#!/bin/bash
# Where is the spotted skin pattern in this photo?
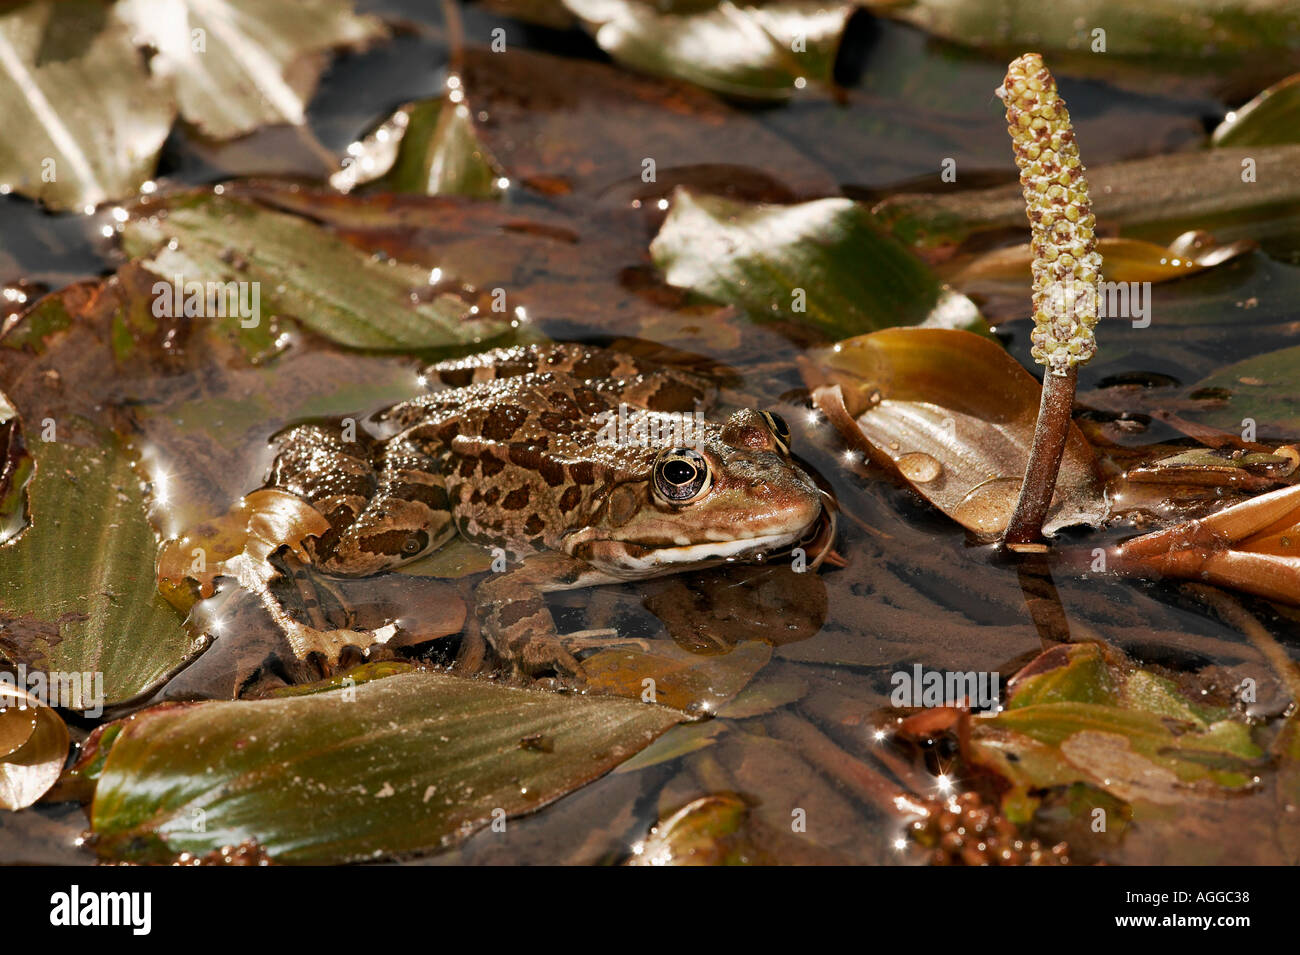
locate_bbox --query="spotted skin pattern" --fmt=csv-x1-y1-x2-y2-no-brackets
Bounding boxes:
267,343,828,682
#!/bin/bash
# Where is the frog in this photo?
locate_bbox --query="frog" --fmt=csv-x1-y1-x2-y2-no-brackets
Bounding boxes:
266,343,833,684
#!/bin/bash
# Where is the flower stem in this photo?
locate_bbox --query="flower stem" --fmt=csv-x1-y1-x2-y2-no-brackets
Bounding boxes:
1005,368,1076,549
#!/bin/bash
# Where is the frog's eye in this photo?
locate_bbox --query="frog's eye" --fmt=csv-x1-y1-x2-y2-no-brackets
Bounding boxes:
759,411,791,453
652,448,712,504
401,530,430,556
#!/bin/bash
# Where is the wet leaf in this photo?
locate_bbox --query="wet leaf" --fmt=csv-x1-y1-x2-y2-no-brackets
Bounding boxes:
562,0,852,100
0,390,32,546
651,189,984,341
87,669,684,863
803,328,1105,538
0,439,202,708
1107,482,1300,605
0,0,174,210
0,683,69,810
331,97,505,198
121,192,511,351
875,145,1300,258
872,0,1300,95
613,720,728,773
1212,72,1300,147
117,0,385,139
945,232,1257,288
971,644,1266,813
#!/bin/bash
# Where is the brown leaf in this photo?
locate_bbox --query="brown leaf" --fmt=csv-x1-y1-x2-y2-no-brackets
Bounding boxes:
803,328,1106,539
0,683,69,810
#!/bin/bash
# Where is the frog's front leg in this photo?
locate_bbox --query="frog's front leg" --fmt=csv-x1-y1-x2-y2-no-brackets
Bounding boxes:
475,551,618,684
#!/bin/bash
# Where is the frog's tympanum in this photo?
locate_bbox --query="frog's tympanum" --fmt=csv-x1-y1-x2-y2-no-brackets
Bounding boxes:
267,343,832,683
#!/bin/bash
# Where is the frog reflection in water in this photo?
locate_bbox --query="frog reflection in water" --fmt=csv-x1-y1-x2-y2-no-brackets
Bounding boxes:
268,343,833,683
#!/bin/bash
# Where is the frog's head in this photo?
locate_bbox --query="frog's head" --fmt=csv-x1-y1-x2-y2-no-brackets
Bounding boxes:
567,409,831,579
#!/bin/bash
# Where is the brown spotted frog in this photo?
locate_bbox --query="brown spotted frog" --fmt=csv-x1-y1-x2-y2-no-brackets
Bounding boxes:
267,343,832,683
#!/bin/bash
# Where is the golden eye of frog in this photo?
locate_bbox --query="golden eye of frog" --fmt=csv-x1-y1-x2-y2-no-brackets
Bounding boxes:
267,343,833,684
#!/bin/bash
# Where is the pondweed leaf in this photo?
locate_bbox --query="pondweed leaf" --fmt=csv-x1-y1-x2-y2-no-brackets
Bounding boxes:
0,0,174,210
0,683,68,811
652,189,985,340
0,437,203,708
121,192,512,351
86,669,684,864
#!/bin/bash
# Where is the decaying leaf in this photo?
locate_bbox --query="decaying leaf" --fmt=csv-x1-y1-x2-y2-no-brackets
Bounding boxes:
0,389,32,546
803,328,1106,538
0,682,69,810
85,669,685,864
583,639,771,714
1105,482,1300,605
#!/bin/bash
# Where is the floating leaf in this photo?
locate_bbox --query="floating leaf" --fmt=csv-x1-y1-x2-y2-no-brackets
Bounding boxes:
0,439,202,708
562,0,852,100
331,97,505,198
121,192,511,351
1106,482,1300,605
970,644,1266,818
1212,72,1300,147
0,390,32,546
945,232,1257,288
651,189,984,340
87,669,684,863
803,328,1105,538
117,0,385,139
0,0,174,210
874,145,1300,257
0,682,68,810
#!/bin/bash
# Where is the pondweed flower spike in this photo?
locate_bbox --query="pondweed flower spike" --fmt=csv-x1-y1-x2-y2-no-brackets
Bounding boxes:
998,53,1102,549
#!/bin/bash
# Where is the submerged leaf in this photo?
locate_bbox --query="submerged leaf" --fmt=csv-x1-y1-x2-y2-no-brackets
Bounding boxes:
0,682,68,810
0,390,32,546
0,439,202,708
87,669,684,863
652,189,984,340
803,328,1105,538
0,0,174,210
121,192,512,351
1182,344,1300,439
117,0,385,139
562,0,852,100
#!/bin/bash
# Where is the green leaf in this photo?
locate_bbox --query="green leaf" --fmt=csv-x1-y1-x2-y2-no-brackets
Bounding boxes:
562,0,853,100
88,669,684,863
1184,343,1300,438
333,98,505,198
651,189,984,340
1213,73,1300,148
0,0,174,210
116,0,386,140
121,192,512,351
0,438,203,709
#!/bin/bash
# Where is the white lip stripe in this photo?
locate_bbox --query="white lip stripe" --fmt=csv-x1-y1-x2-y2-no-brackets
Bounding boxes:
611,531,798,575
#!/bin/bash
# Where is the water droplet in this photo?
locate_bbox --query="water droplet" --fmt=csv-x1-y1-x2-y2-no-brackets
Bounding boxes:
951,477,1022,534
896,451,943,483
